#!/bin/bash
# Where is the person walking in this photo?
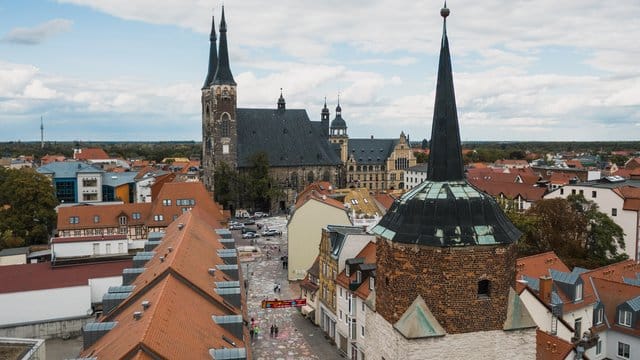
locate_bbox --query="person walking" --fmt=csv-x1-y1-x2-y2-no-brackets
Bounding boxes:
274,325,279,338
250,326,255,340
270,324,275,337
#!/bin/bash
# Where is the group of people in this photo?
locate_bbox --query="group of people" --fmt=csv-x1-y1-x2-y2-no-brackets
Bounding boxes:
273,282,281,293
248,317,281,341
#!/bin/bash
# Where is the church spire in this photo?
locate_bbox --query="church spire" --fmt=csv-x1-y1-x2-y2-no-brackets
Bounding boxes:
427,2,464,181
213,6,236,85
202,15,218,89
277,88,286,110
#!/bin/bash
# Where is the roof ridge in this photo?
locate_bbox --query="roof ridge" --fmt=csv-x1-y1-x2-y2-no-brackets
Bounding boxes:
138,275,174,352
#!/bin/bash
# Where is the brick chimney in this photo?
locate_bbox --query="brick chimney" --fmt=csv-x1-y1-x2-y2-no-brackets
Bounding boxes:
539,276,553,304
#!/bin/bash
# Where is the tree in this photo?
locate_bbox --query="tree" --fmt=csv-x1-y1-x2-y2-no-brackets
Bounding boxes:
0,168,57,249
413,151,428,164
511,194,627,268
213,162,240,209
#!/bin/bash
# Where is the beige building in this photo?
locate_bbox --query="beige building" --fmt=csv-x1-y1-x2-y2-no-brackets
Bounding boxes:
287,191,350,280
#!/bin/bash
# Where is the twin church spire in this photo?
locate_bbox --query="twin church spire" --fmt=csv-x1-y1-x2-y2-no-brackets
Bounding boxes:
202,6,235,89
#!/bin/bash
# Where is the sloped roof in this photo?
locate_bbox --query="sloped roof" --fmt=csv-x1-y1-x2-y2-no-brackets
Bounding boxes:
74,148,110,160
37,161,103,178
102,172,138,187
516,251,571,281
149,182,224,227
0,246,29,256
468,178,547,202
0,260,131,294
591,277,640,337
297,182,334,200
373,193,396,211
335,241,377,300
57,203,152,230
236,108,341,168
393,295,445,339
502,288,536,331
535,329,574,360
344,188,383,217
84,207,247,358
294,190,345,211
348,138,397,165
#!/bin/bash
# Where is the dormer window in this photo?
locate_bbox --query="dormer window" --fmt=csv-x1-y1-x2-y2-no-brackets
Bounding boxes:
595,307,604,325
369,277,375,290
345,265,350,277
619,310,633,327
119,216,127,225
575,283,583,302
356,270,362,283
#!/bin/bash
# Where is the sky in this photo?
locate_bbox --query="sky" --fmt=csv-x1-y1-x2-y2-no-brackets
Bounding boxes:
1,0,640,142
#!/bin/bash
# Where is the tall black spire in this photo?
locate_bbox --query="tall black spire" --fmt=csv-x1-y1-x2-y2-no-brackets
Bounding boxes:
427,2,464,181
202,15,218,89
277,88,286,110
213,6,236,85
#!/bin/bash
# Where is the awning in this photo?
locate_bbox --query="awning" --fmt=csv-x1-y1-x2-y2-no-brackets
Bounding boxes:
300,304,315,316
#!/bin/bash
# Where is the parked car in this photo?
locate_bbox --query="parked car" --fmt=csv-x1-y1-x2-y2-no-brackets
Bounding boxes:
242,232,259,239
262,229,282,237
254,212,269,218
242,219,256,225
229,222,245,230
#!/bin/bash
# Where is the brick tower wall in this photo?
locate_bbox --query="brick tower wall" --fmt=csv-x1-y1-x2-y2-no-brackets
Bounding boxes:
375,238,517,334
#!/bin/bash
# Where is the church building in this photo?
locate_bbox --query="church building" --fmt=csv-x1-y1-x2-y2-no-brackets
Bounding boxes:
201,8,417,211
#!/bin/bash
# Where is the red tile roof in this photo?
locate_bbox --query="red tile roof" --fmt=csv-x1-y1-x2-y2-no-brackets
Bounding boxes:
535,329,574,360
148,181,224,228
74,148,110,161
294,190,345,211
373,193,396,211
40,154,66,165
516,251,571,282
57,203,152,231
468,178,547,202
82,207,248,359
335,241,376,300
0,260,132,294
591,277,640,337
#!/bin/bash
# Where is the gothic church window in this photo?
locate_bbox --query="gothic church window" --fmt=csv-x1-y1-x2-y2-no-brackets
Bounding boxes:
290,173,298,188
307,171,315,183
322,170,331,182
221,114,230,137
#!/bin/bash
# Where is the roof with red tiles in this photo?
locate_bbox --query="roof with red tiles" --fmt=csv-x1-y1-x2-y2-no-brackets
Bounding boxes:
0,260,132,294
548,172,576,185
294,189,345,211
535,329,574,360
625,157,640,170
591,277,640,337
148,181,224,228
40,154,66,165
516,251,571,282
150,173,177,201
564,160,584,169
468,178,547,202
494,159,529,167
373,193,396,211
73,148,110,161
297,182,334,200
335,241,376,300
82,207,248,359
57,203,152,231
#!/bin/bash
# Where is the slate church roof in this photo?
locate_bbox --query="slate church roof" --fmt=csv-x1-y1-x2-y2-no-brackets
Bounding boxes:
372,4,521,247
236,108,342,168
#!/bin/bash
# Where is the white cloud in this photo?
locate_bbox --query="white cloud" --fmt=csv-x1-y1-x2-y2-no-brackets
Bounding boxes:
2,19,73,45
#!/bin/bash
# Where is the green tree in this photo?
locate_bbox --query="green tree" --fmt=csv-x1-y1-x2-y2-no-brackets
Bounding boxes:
511,195,627,268
213,162,239,209
0,168,57,249
413,151,428,164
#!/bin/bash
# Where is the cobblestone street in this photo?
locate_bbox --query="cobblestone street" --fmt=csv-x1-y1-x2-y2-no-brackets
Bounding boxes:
239,216,342,360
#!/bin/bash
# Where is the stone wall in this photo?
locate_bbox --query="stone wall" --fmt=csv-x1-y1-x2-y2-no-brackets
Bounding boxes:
375,239,517,334
364,310,535,360
0,316,92,340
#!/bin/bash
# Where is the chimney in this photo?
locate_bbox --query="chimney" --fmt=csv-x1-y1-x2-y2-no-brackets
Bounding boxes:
539,276,553,304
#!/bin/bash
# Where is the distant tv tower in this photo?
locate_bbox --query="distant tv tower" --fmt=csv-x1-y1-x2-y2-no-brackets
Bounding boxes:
40,116,44,149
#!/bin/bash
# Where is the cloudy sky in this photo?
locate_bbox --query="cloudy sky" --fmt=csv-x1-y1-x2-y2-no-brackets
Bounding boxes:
1,0,640,142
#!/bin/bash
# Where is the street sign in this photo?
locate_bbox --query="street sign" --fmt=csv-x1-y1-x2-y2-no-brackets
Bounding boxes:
261,298,307,309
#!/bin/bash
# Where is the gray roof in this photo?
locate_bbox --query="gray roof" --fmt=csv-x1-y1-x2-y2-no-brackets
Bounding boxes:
0,246,29,256
626,295,640,312
348,138,397,165
102,172,137,187
407,163,428,173
569,178,640,189
236,108,341,167
37,161,103,178
550,269,581,285
623,277,640,286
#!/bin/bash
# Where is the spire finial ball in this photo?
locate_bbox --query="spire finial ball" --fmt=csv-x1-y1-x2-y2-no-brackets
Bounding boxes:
441,7,450,18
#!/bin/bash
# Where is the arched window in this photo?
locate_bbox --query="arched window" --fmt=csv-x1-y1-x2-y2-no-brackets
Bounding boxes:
322,170,331,182
221,113,230,137
478,279,490,298
290,173,298,188
307,171,315,183
348,166,354,171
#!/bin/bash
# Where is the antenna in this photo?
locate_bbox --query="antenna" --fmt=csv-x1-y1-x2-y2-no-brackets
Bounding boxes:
40,116,44,149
